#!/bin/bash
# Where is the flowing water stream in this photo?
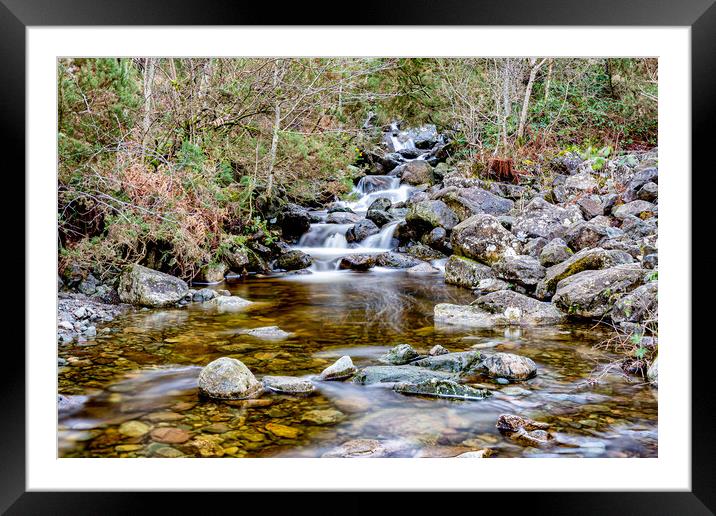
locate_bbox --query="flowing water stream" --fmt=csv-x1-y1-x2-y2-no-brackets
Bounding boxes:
57,137,657,459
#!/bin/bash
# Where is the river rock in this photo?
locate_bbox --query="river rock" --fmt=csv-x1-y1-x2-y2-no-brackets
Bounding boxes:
193,288,217,302
396,160,433,185
195,263,227,284
222,246,250,271
647,356,658,386
539,238,572,267
451,214,521,265
118,420,151,437
117,264,189,307
376,252,422,269
491,255,546,287
326,211,362,224
321,439,413,458
552,265,646,318
394,378,491,401
407,262,439,274
444,255,495,289
535,247,612,299
429,344,449,356
577,195,605,219
476,278,510,293
198,357,263,399
58,394,86,415
244,326,293,339
411,351,481,373
320,356,357,380
610,281,658,324
352,365,457,385
563,220,615,251
564,171,598,193
150,427,191,444
433,186,514,220
276,250,312,271
512,197,583,240
301,408,345,425
435,290,564,327
206,295,253,311
406,242,444,262
613,200,657,220
406,200,459,231
346,219,380,242
496,413,553,447
478,352,537,380
338,254,378,271
455,450,490,458
277,203,312,240
365,197,394,227
263,375,316,395
379,344,420,365
421,226,450,252
637,181,658,202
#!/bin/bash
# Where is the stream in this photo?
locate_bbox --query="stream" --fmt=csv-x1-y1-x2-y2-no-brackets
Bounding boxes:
58,129,658,458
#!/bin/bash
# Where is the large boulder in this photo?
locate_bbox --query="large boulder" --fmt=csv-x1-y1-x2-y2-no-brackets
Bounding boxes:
450,214,521,265
376,252,423,269
478,352,537,380
222,246,250,271
395,160,433,185
444,255,494,289
118,264,188,307
512,197,583,240
563,221,620,251
275,250,312,271
277,203,311,240
406,200,459,231
610,281,658,324
552,265,646,318
535,247,612,299
433,187,513,220
406,242,444,261
434,290,564,327
205,295,253,311
198,357,263,399
194,262,227,284
491,255,546,288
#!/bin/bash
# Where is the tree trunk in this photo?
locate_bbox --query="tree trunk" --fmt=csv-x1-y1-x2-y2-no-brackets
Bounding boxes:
141,57,156,161
517,58,547,141
266,61,283,196
544,58,553,103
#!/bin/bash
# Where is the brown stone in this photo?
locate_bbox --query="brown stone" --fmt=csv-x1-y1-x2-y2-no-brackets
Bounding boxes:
150,427,191,444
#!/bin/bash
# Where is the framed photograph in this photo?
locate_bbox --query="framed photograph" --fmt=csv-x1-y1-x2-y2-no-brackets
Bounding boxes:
4,0,712,512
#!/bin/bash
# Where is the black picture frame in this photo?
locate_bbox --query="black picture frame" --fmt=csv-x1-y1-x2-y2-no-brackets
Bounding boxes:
2,1,711,513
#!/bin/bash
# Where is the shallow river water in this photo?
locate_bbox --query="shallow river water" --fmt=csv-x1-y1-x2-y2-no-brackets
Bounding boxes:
58,269,657,458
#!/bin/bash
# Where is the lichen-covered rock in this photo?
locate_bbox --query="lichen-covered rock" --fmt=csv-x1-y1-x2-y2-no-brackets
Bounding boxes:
407,242,445,261
539,238,573,267
476,278,511,293
478,353,537,380
512,197,583,240
613,200,657,220
118,264,189,307
352,365,457,385
406,262,439,274
262,375,316,395
276,250,312,271
491,255,546,287
444,255,494,289
378,344,420,365
406,199,459,231
366,197,395,227
637,181,658,202
320,356,357,380
563,221,617,251
577,195,605,219
552,265,646,318
433,186,514,221
610,281,657,324
535,247,612,299
194,262,227,284
451,214,521,265
435,290,563,328
394,378,491,401
564,171,598,192
222,246,250,271
411,351,481,373
198,357,263,399
429,344,449,356
396,160,433,185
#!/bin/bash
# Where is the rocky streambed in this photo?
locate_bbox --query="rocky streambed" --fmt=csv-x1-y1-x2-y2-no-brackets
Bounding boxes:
58,123,658,458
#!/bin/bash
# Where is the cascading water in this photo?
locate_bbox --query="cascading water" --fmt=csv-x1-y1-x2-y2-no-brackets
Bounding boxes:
291,125,433,272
